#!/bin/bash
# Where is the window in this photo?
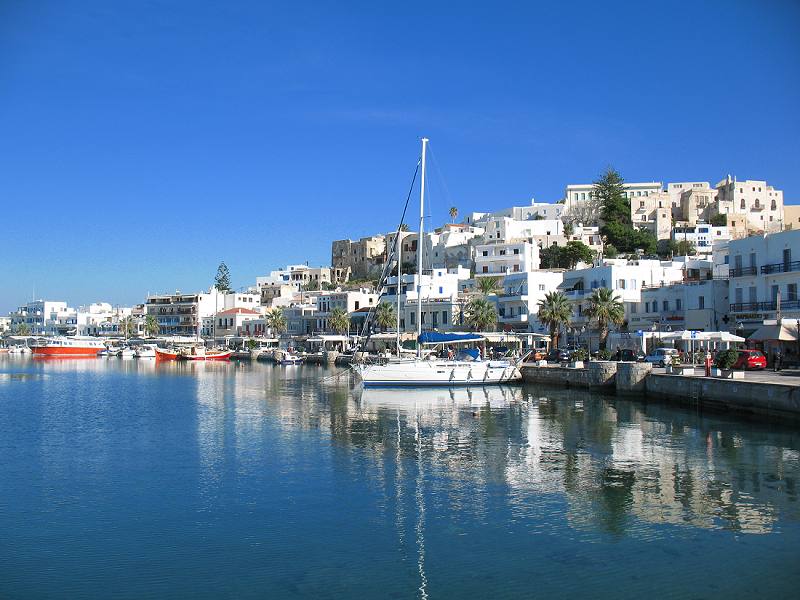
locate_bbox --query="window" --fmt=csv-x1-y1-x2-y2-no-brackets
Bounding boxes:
740,199,746,209
750,253,757,268
676,298,682,311
442,311,448,325
639,201,645,208
698,296,705,309
513,265,520,272
748,287,757,303
513,248,520,255
482,266,488,273
631,304,637,314
642,215,647,221
784,248,792,266
663,300,669,311
438,287,443,294
772,199,777,210
499,250,506,256
482,251,488,256
618,279,626,289
538,284,545,291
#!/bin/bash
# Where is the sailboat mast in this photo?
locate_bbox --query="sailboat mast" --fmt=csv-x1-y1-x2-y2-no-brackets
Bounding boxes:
396,232,402,355
416,137,428,358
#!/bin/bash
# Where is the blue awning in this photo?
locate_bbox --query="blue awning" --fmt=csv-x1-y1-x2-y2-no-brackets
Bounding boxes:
418,332,483,344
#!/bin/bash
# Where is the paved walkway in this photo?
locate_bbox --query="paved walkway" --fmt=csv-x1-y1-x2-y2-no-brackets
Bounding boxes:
651,366,800,386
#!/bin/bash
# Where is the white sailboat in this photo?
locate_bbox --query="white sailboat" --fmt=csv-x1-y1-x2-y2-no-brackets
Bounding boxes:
353,138,521,387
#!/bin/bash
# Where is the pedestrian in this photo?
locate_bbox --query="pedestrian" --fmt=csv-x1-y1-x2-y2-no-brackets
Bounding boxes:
774,348,783,372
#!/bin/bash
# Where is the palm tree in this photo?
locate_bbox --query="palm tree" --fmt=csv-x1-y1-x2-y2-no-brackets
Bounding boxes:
15,322,30,336
121,316,137,339
449,206,458,223
464,297,497,332
265,307,287,336
374,302,396,332
477,276,502,297
144,315,160,338
328,308,350,335
537,291,572,349
583,288,625,350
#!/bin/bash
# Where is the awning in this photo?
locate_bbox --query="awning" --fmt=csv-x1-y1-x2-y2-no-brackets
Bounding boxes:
557,277,583,291
418,332,483,345
748,324,798,342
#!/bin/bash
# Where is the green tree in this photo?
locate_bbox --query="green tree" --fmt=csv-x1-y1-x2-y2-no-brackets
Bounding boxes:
449,206,458,223
374,302,396,332
464,297,497,332
477,276,502,296
563,222,574,236
144,315,160,337
584,288,625,350
328,308,350,334
537,291,572,349
121,316,137,338
214,262,231,292
594,167,630,226
539,242,595,269
265,307,287,335
710,213,727,226
15,322,30,336
601,221,657,254
604,243,619,258
561,241,595,269
399,223,410,232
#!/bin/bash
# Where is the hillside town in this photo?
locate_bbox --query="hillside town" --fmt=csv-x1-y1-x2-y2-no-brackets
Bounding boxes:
4,171,799,358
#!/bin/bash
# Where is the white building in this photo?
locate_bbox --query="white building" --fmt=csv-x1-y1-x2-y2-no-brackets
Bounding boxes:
715,176,784,234
496,271,565,332
671,225,731,256
558,259,688,348
214,307,262,338
474,242,539,277
315,288,378,333
564,181,663,222
728,229,800,334
630,190,672,240
145,289,224,337
464,199,565,225
0,316,11,334
629,280,729,334
382,268,468,332
10,300,75,335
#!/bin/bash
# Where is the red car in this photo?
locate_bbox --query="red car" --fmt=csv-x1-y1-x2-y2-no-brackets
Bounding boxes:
732,349,767,370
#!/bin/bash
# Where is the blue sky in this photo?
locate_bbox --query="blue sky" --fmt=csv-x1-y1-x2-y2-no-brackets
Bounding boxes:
1,0,799,312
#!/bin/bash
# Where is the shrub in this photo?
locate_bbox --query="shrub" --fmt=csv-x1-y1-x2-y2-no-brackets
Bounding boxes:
572,348,588,361
715,349,739,370
597,349,612,360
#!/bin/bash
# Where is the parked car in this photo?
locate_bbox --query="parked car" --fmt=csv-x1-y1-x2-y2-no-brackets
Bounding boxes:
645,347,680,367
617,348,646,362
546,348,570,363
732,349,767,370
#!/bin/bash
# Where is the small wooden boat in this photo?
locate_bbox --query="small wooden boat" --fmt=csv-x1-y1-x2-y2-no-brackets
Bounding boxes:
155,347,180,361
177,346,232,361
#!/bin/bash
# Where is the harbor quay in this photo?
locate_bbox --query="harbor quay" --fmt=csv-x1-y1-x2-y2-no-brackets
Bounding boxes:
521,360,800,421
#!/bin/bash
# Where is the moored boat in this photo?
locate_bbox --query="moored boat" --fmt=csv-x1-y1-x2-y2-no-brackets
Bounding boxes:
155,347,180,361
29,336,105,357
135,344,157,359
177,346,232,361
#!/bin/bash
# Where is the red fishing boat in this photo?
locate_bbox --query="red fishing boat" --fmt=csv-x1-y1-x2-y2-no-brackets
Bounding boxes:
155,347,180,361
177,346,232,361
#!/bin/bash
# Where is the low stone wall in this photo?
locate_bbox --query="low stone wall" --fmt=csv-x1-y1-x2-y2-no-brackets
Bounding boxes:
521,362,617,388
646,374,800,420
616,362,652,395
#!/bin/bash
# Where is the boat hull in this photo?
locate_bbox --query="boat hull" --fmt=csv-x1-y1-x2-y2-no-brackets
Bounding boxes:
354,360,521,387
178,351,233,361
31,346,100,357
155,348,180,361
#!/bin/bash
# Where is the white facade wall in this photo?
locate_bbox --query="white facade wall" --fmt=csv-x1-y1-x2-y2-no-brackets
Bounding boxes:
629,280,729,333
716,177,784,233
474,242,540,277
497,271,565,332
564,181,662,216
728,229,800,328
10,300,75,335
671,225,731,255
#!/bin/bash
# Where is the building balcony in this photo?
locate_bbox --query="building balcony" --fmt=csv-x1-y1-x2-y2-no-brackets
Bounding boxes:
730,299,800,313
730,266,758,277
761,260,800,275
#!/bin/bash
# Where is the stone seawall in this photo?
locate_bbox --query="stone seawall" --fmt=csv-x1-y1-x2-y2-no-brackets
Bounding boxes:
521,362,617,389
646,374,800,420
521,361,800,421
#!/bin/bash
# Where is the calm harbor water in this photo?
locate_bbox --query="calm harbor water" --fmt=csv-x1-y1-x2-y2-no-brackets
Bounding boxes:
0,357,798,599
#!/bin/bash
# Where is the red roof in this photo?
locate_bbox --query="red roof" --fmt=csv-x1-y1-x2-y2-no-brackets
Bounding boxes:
217,307,260,316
